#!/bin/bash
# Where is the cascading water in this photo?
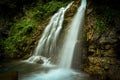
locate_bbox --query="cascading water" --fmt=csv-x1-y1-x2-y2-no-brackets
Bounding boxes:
1,1,91,80
26,2,73,63
59,0,87,68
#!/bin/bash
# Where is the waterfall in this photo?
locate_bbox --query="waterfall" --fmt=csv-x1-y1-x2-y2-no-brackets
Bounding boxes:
59,0,87,68
4,1,90,80
26,2,73,63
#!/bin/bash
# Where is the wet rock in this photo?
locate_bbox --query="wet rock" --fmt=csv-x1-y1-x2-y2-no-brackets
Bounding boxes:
102,49,116,57
88,45,96,53
99,30,117,44
104,44,111,50
88,56,116,65
22,53,31,60
86,8,93,15
36,58,44,64
84,2,120,80
85,65,105,75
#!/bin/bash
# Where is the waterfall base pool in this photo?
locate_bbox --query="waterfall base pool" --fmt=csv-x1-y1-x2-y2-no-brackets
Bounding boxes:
0,61,91,80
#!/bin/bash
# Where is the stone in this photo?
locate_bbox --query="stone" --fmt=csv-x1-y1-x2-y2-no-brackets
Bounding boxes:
102,49,116,57
86,8,93,15
88,56,116,66
36,58,44,64
88,45,95,52
85,65,105,75
105,44,111,50
84,1,120,80
99,30,117,44
22,53,31,59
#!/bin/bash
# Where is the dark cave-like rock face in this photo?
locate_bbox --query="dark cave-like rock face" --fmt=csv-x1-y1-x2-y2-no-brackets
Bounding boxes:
84,1,120,80
86,30,120,80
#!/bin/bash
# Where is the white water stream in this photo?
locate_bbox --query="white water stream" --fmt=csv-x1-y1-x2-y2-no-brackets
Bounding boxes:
59,0,87,68
1,0,91,80
26,2,73,64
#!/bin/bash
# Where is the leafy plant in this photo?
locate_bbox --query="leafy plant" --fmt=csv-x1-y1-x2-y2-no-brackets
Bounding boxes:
3,0,71,58
94,17,109,34
94,7,114,35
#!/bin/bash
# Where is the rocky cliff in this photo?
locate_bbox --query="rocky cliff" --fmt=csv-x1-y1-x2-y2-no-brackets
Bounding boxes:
84,0,120,80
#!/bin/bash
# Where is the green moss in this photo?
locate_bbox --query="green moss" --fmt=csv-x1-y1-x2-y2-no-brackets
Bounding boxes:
33,1,69,22
93,7,114,35
3,0,71,58
94,16,109,35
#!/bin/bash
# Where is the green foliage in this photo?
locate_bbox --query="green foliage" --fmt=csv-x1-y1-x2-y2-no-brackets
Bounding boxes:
94,17,109,34
4,17,37,58
3,0,71,58
43,1,68,16
94,7,114,35
33,1,69,22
